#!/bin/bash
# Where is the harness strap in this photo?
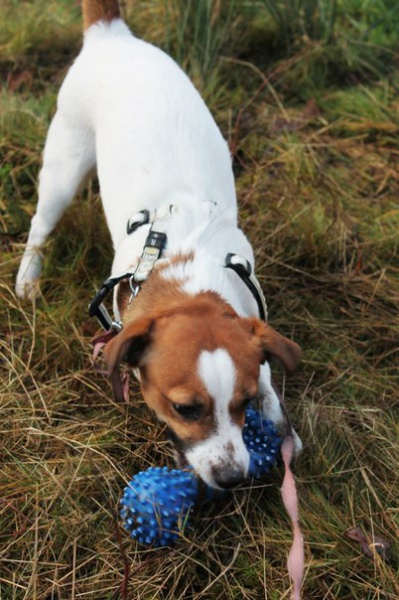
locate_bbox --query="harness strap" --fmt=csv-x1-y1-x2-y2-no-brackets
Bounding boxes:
224,253,268,321
89,275,131,330
88,206,172,330
129,205,172,282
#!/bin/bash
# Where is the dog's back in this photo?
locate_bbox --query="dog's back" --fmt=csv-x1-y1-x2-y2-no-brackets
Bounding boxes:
15,0,240,299
59,1,236,246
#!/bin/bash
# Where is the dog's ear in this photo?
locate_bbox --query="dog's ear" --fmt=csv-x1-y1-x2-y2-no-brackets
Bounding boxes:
103,317,154,376
241,318,302,373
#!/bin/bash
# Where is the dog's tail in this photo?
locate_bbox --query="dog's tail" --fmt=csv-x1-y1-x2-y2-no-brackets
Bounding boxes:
82,0,121,31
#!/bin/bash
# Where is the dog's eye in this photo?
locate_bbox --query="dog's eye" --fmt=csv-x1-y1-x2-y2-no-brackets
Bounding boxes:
172,403,202,421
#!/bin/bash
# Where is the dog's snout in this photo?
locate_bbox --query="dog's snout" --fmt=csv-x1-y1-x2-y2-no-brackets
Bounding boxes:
212,466,245,489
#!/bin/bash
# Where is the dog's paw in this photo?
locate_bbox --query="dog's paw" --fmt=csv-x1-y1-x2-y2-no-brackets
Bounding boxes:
291,427,303,456
260,389,303,457
15,278,40,301
260,398,303,457
271,419,303,457
16,251,43,301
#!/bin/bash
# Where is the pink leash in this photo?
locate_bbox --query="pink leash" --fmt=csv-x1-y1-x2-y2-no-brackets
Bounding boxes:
281,434,304,600
92,331,115,370
92,330,130,402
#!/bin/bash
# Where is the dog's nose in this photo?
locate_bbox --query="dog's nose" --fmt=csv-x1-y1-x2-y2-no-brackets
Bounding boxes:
212,467,245,489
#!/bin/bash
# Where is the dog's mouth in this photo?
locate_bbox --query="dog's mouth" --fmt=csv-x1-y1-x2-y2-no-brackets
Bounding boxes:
167,427,249,490
167,428,189,467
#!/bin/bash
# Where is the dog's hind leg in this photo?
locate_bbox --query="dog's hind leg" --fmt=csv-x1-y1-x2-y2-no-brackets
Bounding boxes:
16,111,95,300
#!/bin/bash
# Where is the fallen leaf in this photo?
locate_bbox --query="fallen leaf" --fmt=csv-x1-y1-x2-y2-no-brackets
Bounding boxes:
346,526,391,561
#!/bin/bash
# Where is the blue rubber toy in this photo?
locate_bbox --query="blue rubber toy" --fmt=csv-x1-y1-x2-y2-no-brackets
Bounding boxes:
120,408,281,546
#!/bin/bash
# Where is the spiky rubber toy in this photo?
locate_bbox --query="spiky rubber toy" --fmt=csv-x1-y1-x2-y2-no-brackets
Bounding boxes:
120,408,281,546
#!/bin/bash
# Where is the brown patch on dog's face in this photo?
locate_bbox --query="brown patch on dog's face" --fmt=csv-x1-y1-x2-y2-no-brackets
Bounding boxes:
137,308,261,439
106,299,256,420
104,293,301,486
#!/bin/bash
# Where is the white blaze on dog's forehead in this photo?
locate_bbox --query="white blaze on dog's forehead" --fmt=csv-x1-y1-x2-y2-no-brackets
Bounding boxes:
185,348,249,488
197,348,235,416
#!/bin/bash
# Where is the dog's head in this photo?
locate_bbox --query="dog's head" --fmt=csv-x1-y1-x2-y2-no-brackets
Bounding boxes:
104,295,301,489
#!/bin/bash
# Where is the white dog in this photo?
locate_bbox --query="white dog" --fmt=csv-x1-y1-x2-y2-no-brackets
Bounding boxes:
16,0,301,489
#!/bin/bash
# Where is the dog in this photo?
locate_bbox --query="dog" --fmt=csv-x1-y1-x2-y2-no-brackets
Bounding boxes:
16,0,302,489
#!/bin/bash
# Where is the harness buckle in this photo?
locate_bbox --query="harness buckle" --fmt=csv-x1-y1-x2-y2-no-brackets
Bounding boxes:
133,230,167,282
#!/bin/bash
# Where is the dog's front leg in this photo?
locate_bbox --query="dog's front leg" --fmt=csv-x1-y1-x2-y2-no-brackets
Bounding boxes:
258,362,303,455
16,111,95,300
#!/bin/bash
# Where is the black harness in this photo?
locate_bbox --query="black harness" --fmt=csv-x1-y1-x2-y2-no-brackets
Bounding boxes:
88,208,268,331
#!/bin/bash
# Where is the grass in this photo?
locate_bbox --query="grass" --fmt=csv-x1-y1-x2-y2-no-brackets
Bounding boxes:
1,0,398,598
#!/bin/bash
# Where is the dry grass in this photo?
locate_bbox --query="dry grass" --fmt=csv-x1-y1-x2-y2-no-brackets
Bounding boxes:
1,1,398,599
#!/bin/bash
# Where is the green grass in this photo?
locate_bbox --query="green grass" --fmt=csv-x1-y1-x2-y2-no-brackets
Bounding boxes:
1,1,398,598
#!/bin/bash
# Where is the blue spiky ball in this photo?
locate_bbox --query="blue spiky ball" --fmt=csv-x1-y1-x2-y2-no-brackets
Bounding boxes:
120,408,281,546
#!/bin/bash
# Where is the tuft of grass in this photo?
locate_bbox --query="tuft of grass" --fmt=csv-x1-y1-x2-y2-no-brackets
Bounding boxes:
0,0,81,65
124,0,241,98
1,1,398,599
262,0,338,46
238,0,399,97
161,0,237,83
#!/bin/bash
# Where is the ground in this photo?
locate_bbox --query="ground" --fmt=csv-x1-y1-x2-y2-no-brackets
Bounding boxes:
1,1,398,598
